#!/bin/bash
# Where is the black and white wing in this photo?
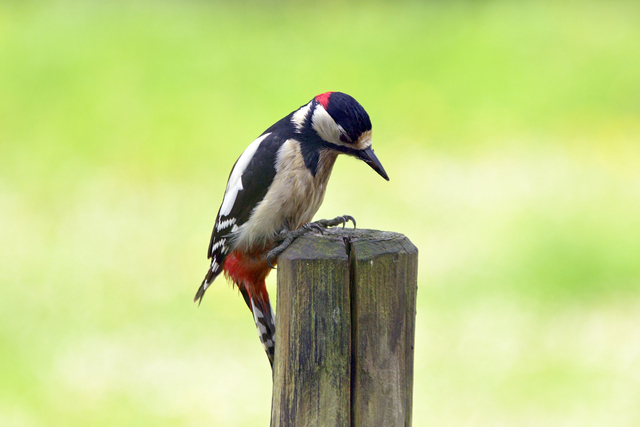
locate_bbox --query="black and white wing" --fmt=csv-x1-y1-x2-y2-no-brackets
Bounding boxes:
194,131,285,303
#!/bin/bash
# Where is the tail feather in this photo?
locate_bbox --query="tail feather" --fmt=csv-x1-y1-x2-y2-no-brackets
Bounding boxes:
250,295,276,367
198,249,275,367
194,259,222,304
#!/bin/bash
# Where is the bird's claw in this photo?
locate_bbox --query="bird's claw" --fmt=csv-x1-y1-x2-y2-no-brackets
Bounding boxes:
302,222,324,234
266,250,278,269
313,214,356,229
339,214,356,228
266,215,357,269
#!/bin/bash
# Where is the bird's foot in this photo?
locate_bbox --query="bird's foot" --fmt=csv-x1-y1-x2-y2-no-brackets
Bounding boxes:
266,215,356,268
311,214,356,229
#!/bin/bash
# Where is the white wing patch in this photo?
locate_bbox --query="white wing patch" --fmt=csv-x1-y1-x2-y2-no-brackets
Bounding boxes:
216,217,236,232
210,259,219,273
219,132,271,217
210,238,226,254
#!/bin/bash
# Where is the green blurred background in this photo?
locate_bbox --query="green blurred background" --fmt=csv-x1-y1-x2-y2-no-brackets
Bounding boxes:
2,0,639,425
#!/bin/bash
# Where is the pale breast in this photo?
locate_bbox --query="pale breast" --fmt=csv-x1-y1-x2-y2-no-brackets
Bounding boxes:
233,139,338,251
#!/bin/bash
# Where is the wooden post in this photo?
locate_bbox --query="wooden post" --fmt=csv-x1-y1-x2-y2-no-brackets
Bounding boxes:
271,228,418,427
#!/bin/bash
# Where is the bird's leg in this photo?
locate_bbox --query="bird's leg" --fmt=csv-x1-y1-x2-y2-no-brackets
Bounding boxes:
266,215,356,268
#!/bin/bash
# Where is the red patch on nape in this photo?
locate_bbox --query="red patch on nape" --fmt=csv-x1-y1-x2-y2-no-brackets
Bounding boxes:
315,92,334,109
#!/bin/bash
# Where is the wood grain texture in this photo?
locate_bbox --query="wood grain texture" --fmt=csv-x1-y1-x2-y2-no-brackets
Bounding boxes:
271,232,351,427
348,231,418,427
271,228,418,427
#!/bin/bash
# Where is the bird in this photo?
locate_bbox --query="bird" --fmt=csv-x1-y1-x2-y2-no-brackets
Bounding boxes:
195,92,389,367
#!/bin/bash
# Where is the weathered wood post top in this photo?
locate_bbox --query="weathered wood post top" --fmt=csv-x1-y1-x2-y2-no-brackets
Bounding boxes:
271,228,418,427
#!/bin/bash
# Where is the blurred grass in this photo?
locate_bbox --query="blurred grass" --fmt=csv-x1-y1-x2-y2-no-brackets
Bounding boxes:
1,0,640,425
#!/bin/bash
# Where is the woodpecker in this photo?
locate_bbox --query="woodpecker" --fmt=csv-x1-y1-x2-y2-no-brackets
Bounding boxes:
195,92,388,367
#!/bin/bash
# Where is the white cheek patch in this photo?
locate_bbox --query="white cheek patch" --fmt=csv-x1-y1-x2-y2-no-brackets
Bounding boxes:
219,133,271,216
311,105,342,144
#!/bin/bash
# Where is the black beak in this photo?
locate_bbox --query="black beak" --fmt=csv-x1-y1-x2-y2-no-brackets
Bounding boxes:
357,147,389,181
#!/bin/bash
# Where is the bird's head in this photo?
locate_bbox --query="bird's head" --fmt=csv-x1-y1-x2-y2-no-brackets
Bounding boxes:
296,92,389,181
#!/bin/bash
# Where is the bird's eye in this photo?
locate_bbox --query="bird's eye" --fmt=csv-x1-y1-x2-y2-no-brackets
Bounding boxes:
340,133,351,144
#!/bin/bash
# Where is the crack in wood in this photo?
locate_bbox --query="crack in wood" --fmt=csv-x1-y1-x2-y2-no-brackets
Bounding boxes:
343,235,358,427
